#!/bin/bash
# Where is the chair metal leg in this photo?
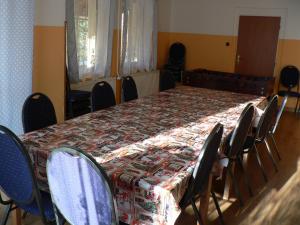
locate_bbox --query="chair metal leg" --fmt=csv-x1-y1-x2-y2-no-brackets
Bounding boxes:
237,156,253,197
191,198,204,225
298,96,300,114
52,205,66,225
269,133,281,160
211,191,225,225
295,96,299,113
22,211,28,219
254,144,268,183
227,166,244,206
1,204,12,225
264,139,279,172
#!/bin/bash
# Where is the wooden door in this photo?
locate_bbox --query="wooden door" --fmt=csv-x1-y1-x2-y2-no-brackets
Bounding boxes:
235,16,280,77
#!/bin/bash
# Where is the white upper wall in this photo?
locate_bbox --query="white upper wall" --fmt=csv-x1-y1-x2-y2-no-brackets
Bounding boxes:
35,0,65,26
34,0,118,29
34,0,300,38
158,0,300,39
157,0,173,32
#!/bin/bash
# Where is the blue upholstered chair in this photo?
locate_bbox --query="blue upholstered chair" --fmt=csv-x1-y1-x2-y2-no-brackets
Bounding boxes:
47,147,119,225
163,42,186,82
242,96,280,181
66,71,91,119
159,70,176,92
0,125,56,225
277,65,300,113
222,104,255,206
122,76,138,102
268,95,288,161
22,93,57,133
179,123,224,225
91,81,116,112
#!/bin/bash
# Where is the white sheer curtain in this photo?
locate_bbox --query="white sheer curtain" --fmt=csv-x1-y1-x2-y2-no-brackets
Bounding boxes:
0,0,34,134
74,0,115,80
120,0,157,76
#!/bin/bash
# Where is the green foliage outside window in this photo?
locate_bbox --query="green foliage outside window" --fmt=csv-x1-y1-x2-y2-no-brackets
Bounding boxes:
75,17,88,67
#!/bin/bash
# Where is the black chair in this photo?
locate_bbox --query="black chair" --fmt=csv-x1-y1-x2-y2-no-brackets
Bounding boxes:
179,123,224,225
91,81,116,112
22,93,57,133
223,104,255,206
47,147,118,225
122,76,138,102
268,95,288,161
0,125,59,225
66,72,91,119
242,96,280,180
164,42,186,82
159,70,176,91
277,65,300,112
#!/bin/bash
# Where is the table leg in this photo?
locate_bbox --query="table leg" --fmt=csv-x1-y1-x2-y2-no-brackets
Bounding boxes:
11,208,22,225
198,174,213,225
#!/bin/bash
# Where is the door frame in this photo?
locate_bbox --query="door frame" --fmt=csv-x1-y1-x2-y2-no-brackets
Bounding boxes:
233,8,287,38
233,8,287,76
235,16,281,77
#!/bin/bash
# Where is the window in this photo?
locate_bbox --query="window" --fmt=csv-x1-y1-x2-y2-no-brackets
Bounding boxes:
67,0,157,81
75,0,96,75
67,0,115,81
120,0,157,75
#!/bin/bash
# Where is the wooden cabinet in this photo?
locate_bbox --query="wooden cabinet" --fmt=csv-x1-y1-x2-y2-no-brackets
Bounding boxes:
182,69,275,96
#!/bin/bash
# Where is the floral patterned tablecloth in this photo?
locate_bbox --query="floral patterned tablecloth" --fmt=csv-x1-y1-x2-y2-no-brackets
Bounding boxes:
20,86,265,225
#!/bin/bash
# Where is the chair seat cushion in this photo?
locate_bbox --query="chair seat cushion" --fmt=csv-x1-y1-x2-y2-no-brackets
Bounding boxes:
68,90,91,102
160,72,176,91
17,191,55,221
278,90,300,98
164,64,183,72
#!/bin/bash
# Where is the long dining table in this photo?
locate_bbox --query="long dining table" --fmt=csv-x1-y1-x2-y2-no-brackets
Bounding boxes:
19,85,265,225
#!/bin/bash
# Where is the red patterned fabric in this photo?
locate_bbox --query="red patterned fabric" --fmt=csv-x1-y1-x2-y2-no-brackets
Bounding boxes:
21,86,265,225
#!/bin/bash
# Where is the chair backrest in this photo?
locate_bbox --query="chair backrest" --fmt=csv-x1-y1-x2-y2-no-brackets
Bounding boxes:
91,81,116,112
122,76,138,102
280,65,300,89
179,124,224,208
160,70,176,91
168,42,186,65
0,125,35,204
272,95,287,134
180,124,223,206
227,104,255,158
256,95,278,141
22,93,57,133
47,147,118,225
191,123,223,194
0,125,52,224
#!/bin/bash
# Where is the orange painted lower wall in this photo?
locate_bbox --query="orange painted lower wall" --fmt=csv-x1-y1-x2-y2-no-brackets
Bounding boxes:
158,31,300,109
32,28,300,117
111,29,121,103
158,32,237,73
33,26,65,122
33,27,121,122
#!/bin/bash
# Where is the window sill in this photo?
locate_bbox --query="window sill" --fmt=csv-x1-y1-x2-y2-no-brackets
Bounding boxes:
71,76,117,91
